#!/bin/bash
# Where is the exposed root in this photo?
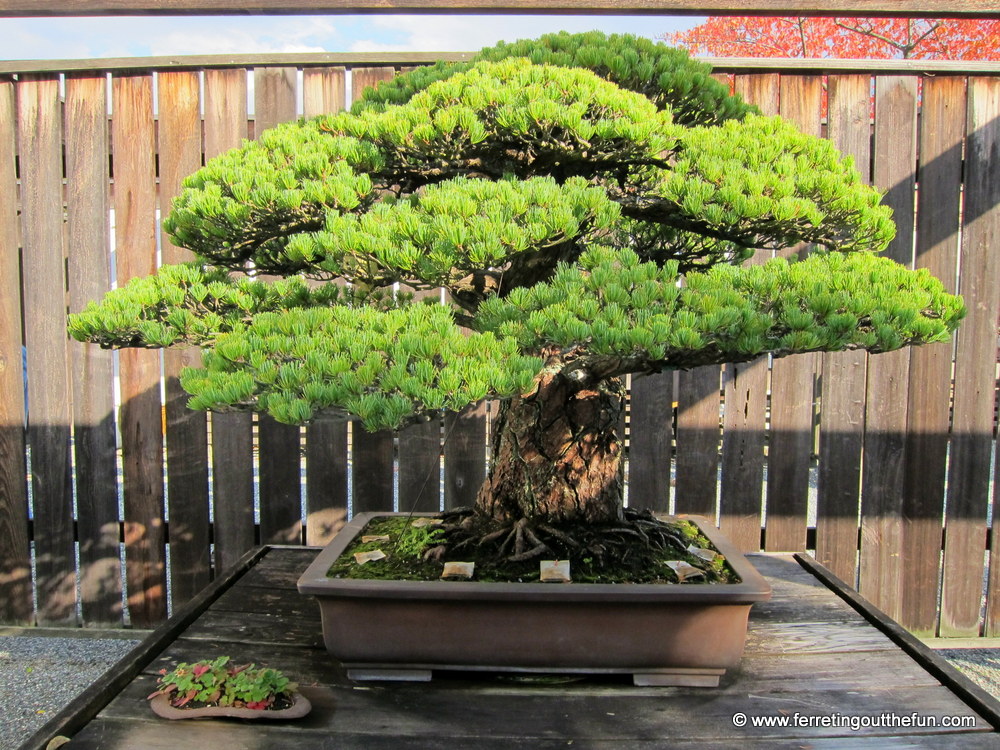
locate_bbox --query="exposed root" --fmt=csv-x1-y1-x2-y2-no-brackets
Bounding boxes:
428,506,715,577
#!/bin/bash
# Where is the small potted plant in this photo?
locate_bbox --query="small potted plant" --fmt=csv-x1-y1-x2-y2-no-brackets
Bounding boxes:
147,656,311,720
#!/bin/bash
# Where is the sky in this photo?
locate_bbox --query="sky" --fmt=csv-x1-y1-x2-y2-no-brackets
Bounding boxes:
0,14,701,61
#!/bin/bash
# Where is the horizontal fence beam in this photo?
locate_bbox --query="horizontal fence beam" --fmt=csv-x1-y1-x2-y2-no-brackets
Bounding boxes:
0,0,997,18
5,53,1000,77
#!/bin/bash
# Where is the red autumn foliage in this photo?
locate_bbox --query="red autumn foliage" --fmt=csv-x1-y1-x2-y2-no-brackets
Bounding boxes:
663,17,1000,60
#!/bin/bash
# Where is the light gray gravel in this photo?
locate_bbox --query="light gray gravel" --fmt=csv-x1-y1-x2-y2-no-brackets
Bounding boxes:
0,635,142,750
2,633,1000,750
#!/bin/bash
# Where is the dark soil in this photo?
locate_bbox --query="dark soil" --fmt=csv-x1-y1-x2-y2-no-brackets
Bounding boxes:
327,508,741,584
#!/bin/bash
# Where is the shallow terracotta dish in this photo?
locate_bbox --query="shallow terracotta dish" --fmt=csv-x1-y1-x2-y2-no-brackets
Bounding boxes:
149,692,312,720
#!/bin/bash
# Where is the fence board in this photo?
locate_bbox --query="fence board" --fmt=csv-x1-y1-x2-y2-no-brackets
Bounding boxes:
349,66,398,515
857,75,918,623
942,77,1000,637
18,74,76,625
902,76,965,637
203,68,256,571
303,67,349,546
674,367,721,518
0,76,31,624
158,70,212,606
66,73,122,626
254,66,304,545
443,404,488,511
717,74,777,552
398,289,444,514
764,74,822,553
815,74,871,587
627,372,673,513
113,73,167,627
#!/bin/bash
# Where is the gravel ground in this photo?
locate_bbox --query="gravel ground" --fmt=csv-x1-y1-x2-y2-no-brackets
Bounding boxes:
0,634,142,750
2,634,1000,750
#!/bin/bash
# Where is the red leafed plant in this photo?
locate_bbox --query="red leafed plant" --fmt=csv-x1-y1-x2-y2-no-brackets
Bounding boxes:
147,656,298,711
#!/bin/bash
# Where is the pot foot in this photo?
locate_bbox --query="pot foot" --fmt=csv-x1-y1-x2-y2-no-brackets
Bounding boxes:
633,668,725,687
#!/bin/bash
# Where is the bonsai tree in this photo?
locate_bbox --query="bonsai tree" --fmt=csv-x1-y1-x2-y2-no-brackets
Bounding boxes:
70,32,963,563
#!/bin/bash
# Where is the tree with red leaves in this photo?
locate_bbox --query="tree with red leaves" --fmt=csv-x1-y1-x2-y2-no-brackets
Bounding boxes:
664,17,1000,60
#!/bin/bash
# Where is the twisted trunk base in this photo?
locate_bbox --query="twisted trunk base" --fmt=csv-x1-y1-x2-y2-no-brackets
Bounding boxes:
475,371,625,525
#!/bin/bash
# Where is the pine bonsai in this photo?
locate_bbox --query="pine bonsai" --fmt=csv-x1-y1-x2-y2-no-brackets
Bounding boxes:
70,32,963,566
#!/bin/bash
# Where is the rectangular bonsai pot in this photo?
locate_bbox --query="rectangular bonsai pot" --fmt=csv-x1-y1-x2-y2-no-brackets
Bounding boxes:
297,512,771,686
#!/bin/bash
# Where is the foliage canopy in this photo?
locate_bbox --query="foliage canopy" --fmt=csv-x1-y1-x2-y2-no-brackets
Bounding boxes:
70,31,964,432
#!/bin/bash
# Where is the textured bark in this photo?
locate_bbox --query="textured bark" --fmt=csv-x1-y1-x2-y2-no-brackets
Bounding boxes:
475,371,624,524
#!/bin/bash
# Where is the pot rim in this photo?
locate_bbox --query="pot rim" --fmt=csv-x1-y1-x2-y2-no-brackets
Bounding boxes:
297,512,772,604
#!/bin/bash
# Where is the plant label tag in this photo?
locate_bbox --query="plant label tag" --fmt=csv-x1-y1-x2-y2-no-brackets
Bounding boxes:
441,562,475,580
411,518,443,528
687,545,718,562
540,560,571,583
362,535,391,543
666,560,705,582
354,550,387,565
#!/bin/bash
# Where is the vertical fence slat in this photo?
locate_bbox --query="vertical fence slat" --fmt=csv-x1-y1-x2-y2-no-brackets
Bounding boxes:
66,72,122,626
717,74,778,551
941,77,1000,637
254,66,304,545
815,74,871,587
350,66,398,515
857,75,919,622
113,73,167,627
674,367,721,518
19,74,76,625
627,373,673,513
0,76,32,625
444,404,488,511
203,68,256,571
902,76,966,637
158,70,212,606
398,288,444,514
765,74,823,553
303,67,349,545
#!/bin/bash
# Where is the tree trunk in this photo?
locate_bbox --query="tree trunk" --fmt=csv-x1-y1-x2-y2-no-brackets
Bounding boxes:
475,371,625,525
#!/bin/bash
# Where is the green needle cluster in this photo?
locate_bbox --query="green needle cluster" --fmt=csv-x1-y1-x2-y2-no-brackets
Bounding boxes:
67,31,964,429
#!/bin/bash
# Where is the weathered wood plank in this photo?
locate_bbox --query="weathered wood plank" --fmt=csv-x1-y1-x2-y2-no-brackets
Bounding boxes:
301,67,349,546
942,77,1000,638
203,68,256,571
349,66,398,516
717,75,777,552
158,70,212,608
254,66,304,545
814,74,870,588
674,366,720,517
61,718,1000,750
19,74,76,625
398,417,443,513
113,73,168,627
8,53,1000,78
764,74,822,553
100,673,992,741
0,76,32,625
1,0,997,19
627,372,673,512
443,404,488,511
902,76,965,637
66,72,122,626
857,75,918,624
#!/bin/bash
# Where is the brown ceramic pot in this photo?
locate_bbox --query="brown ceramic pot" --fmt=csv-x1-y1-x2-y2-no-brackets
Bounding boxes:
297,513,771,686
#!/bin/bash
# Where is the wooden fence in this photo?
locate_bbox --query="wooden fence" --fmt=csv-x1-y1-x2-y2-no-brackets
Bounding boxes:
0,53,997,639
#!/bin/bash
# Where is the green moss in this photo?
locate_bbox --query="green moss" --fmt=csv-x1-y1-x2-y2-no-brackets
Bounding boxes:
327,515,740,585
